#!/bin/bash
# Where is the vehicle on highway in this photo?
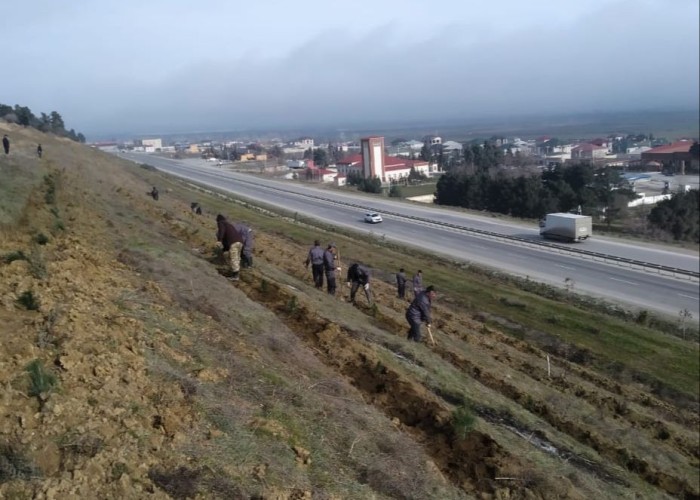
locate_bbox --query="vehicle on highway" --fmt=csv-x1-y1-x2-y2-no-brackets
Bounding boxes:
364,212,383,224
539,213,591,242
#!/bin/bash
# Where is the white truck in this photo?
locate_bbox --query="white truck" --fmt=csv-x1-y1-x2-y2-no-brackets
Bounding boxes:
539,213,592,242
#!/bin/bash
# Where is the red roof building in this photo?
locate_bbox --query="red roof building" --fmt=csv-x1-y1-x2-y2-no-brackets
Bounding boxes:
641,140,696,174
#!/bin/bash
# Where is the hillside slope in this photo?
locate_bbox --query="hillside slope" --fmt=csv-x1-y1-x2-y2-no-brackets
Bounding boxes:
1,123,698,499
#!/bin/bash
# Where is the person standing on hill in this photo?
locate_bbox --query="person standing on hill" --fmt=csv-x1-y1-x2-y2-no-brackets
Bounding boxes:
216,214,245,281
150,186,159,200
346,263,372,305
412,270,423,298
323,243,340,296
396,268,407,299
37,144,42,158
406,285,437,342
2,135,9,155
305,240,325,289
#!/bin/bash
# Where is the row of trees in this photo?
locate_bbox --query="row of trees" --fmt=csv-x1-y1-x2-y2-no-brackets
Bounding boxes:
435,163,637,221
302,146,345,167
648,190,699,242
346,172,382,193
0,103,85,143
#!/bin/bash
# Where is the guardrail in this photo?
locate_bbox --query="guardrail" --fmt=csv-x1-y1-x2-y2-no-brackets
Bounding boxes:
245,180,700,282
153,159,700,282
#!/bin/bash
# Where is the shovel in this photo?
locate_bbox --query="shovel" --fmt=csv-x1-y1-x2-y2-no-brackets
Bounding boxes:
427,325,436,346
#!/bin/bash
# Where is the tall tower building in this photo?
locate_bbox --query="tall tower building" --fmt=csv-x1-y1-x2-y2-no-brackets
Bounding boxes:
361,136,385,181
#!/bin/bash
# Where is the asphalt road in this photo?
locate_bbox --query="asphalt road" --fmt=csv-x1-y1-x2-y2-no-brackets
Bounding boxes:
119,153,699,319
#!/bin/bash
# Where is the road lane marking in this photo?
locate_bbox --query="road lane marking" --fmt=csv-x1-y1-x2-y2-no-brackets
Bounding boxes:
556,264,577,270
678,293,698,300
609,277,639,286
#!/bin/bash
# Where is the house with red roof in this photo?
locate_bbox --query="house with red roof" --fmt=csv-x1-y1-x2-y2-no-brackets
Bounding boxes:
641,140,697,174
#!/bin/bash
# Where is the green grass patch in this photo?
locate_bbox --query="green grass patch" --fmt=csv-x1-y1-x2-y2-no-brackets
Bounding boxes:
452,404,476,439
26,359,57,398
0,160,47,226
398,182,438,198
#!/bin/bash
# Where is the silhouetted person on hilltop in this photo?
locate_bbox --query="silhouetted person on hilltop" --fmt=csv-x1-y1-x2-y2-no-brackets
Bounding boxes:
2,135,9,155
37,144,42,158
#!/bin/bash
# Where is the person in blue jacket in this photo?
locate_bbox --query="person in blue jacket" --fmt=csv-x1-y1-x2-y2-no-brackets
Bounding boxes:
406,285,437,342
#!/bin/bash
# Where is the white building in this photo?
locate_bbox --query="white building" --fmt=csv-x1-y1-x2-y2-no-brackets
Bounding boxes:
140,138,162,152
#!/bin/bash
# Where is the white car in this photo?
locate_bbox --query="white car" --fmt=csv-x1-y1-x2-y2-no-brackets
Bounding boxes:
364,212,383,224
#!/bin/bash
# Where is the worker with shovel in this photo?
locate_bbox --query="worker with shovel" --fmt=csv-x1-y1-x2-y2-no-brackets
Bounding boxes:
406,285,437,344
346,263,372,305
323,243,340,296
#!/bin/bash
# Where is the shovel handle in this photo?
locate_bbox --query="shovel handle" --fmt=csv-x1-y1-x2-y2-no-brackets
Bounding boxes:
427,325,436,346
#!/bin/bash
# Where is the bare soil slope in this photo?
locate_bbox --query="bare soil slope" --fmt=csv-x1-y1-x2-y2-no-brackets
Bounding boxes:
1,123,698,499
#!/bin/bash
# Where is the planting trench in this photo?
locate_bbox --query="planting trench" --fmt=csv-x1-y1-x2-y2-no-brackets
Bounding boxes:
236,274,523,497
369,298,699,498
219,260,699,499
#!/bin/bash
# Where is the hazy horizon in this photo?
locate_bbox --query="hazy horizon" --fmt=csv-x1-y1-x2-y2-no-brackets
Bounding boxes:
3,0,698,139
86,108,700,144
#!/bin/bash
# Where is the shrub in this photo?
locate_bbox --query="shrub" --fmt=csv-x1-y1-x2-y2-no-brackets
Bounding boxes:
0,442,38,482
2,250,26,264
17,291,40,310
452,404,476,439
28,247,47,279
26,359,57,398
285,296,298,314
388,185,402,198
148,466,201,498
34,233,49,245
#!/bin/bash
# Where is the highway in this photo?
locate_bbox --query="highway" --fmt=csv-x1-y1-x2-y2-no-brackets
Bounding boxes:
120,153,699,319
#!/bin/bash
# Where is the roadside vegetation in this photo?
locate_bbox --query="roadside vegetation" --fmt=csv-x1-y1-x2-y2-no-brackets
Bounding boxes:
1,122,698,499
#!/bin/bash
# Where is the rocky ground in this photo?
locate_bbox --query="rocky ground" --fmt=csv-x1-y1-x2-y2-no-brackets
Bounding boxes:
1,123,698,499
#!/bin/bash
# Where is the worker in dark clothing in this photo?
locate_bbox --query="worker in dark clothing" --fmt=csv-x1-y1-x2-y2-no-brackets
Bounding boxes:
396,268,407,299
2,135,9,154
37,144,42,158
233,222,253,268
406,285,437,342
323,243,340,296
305,240,325,289
346,263,372,304
150,186,159,200
412,270,423,298
216,214,245,281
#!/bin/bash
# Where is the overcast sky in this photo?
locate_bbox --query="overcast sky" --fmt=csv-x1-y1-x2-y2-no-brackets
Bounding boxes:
2,0,698,138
